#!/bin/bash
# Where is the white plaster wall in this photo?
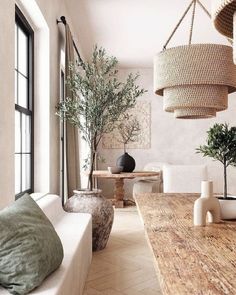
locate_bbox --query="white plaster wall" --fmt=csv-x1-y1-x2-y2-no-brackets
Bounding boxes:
33,0,84,194
0,0,81,208
35,0,68,194
0,0,15,208
98,68,236,199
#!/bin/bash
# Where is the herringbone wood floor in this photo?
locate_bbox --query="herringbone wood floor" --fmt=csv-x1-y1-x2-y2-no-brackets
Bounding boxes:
83,207,162,295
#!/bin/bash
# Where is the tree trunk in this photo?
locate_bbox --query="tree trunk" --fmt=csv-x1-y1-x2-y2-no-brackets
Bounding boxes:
223,162,227,199
88,151,95,191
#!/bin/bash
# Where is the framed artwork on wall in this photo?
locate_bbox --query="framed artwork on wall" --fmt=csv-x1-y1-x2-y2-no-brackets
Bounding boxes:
102,101,151,149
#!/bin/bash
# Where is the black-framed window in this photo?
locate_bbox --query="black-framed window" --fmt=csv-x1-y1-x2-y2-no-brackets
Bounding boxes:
15,6,34,199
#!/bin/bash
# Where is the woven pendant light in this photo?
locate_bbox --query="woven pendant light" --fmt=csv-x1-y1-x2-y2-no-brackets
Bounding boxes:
154,0,236,119
212,0,236,63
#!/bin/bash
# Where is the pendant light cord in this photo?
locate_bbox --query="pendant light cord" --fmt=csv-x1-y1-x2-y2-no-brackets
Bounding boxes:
189,0,196,45
162,0,232,50
196,0,211,18
163,0,195,50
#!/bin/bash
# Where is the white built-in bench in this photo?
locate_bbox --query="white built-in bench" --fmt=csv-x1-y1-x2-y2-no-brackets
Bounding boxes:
0,194,92,295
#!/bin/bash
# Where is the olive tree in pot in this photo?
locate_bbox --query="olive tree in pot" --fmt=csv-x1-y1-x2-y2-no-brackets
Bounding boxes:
116,114,141,172
56,46,146,250
196,123,236,219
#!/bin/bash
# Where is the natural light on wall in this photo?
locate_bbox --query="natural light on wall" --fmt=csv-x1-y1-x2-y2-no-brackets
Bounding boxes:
16,0,50,194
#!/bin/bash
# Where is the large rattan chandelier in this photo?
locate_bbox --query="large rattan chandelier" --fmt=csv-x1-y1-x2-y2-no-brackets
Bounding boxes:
154,0,236,119
212,0,236,63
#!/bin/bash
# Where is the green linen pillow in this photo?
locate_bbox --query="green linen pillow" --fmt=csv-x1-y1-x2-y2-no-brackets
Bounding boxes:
0,194,64,295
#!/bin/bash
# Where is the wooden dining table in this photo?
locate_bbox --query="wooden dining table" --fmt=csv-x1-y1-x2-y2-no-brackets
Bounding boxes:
134,193,236,295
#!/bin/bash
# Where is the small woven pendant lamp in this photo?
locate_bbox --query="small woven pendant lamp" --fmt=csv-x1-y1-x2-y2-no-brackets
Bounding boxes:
154,0,236,119
212,0,236,63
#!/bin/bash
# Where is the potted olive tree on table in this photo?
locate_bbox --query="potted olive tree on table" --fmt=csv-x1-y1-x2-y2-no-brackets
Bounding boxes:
56,46,146,250
196,123,236,219
116,114,141,172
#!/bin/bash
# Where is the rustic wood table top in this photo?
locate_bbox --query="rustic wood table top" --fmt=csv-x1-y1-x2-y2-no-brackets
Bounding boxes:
134,193,236,295
92,170,160,179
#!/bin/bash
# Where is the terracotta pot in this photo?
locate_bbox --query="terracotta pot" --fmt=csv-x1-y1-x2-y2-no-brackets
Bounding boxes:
64,189,114,251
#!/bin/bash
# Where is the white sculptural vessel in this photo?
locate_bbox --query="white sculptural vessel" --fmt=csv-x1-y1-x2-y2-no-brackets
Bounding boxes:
194,181,221,226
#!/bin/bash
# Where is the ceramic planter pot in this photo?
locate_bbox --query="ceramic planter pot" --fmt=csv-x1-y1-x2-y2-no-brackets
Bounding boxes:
64,189,114,251
218,197,236,219
116,152,135,172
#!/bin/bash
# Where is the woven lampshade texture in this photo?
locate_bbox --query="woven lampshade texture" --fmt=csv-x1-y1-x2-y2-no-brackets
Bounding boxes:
163,85,228,119
154,43,236,119
212,0,236,38
212,0,236,64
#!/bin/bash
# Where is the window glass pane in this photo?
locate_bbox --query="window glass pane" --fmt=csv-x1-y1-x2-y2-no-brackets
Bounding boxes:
15,10,33,197
15,111,21,153
18,27,28,76
18,74,27,108
15,71,18,104
15,24,18,69
22,154,31,191
22,114,31,153
15,154,21,194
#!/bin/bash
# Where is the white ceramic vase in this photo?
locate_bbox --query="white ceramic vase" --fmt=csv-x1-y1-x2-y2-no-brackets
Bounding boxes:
194,181,221,226
218,197,236,220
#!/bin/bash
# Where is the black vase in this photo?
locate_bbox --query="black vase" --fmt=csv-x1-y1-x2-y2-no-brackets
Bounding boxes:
116,152,135,172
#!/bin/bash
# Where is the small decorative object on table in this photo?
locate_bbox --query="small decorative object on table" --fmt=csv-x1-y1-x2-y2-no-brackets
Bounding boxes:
116,114,141,172
194,181,221,226
196,123,236,219
117,153,136,172
108,166,123,174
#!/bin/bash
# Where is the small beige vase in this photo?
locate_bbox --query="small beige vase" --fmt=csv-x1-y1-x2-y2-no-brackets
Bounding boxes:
193,181,221,226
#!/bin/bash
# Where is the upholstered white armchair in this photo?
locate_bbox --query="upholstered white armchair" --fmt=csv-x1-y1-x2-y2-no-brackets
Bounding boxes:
163,164,208,193
133,162,167,197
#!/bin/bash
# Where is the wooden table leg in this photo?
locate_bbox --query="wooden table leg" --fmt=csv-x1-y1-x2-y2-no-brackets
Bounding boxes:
114,178,125,208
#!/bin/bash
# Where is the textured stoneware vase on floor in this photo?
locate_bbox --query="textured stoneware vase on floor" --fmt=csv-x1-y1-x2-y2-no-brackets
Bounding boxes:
212,0,236,63
193,181,221,226
64,189,114,251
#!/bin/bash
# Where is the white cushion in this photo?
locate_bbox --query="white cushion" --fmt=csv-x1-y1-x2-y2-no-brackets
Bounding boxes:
33,195,92,295
163,164,208,193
